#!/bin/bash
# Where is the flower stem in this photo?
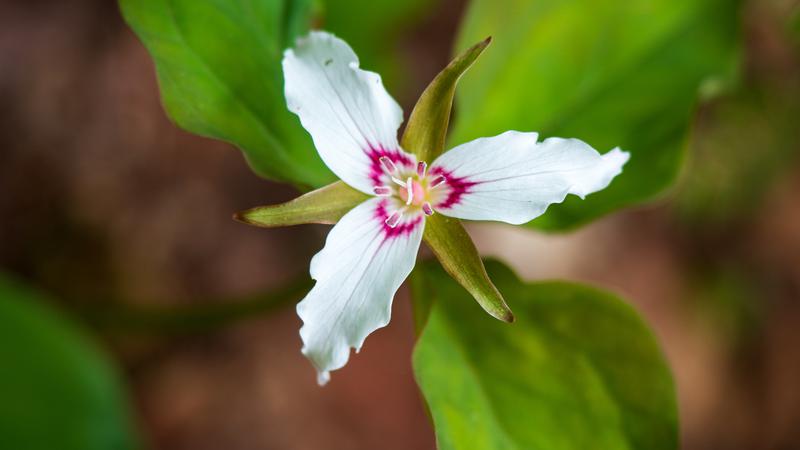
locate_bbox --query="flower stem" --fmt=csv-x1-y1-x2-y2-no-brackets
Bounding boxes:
78,277,312,335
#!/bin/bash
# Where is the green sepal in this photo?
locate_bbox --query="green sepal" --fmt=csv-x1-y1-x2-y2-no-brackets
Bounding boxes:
398,36,507,324
234,181,368,227
400,37,491,163
422,214,513,323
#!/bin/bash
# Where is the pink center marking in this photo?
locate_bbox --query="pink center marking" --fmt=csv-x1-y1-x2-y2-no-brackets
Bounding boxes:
366,145,414,187
374,200,423,239
428,166,477,210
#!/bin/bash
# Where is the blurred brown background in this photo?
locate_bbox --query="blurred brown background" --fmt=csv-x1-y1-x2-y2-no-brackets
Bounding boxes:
1,0,798,449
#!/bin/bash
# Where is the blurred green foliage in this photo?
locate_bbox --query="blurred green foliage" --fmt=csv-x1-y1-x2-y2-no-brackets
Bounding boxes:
323,0,432,94
0,275,138,450
675,88,799,224
688,264,762,345
674,0,800,226
412,260,677,450
452,0,741,231
119,0,335,188
791,8,800,44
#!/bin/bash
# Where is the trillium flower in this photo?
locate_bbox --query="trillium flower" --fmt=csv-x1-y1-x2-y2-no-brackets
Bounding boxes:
237,31,629,385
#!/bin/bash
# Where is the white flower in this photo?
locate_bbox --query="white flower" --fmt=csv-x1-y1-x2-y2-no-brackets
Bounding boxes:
283,31,629,384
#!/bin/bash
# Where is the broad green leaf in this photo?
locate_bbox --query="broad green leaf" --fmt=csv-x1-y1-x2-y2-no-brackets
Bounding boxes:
0,275,139,450
402,37,492,163
119,0,334,188
412,260,677,450
422,215,513,323
235,181,368,227
451,0,741,230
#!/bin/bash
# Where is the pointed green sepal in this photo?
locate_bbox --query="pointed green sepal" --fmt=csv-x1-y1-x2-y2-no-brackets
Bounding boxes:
402,36,509,324
400,37,492,162
422,214,514,323
234,181,368,227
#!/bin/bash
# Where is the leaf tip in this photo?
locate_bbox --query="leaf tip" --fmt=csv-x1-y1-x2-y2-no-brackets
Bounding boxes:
482,283,514,323
232,209,254,225
493,305,515,323
480,286,514,323
470,36,492,54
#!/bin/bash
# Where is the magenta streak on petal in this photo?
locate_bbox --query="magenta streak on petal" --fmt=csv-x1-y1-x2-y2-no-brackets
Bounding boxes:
374,199,423,240
429,166,478,210
366,145,414,187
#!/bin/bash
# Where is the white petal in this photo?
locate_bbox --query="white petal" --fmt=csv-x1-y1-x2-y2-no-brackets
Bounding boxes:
283,31,414,194
297,197,425,384
430,131,629,225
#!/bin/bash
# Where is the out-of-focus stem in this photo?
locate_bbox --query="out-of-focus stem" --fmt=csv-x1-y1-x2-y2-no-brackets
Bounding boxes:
78,277,311,335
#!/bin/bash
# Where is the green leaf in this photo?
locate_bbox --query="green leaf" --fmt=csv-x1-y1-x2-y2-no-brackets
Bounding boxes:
234,181,368,227
451,0,741,230
119,0,334,188
0,275,139,450
401,37,492,162
422,215,513,323
412,260,677,450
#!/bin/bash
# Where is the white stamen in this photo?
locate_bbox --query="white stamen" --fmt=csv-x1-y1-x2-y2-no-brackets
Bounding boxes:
385,210,402,228
405,177,414,205
373,186,392,196
430,175,447,188
391,176,407,187
422,202,434,216
417,161,427,178
379,156,398,175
